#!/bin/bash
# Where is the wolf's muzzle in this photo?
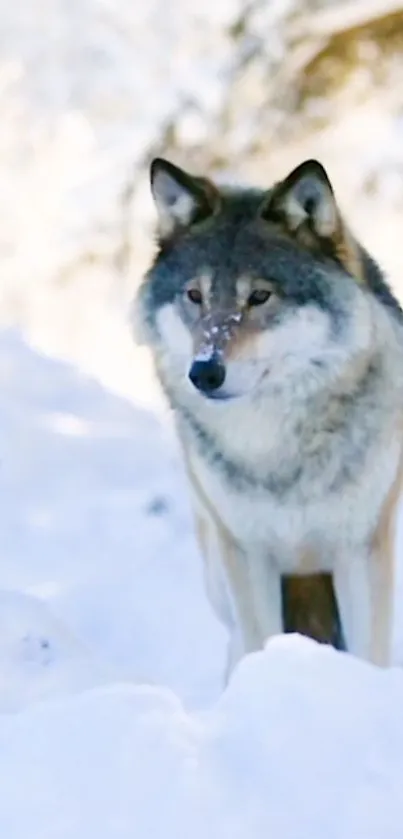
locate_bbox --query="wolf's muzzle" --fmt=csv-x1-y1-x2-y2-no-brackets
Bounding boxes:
188,352,226,394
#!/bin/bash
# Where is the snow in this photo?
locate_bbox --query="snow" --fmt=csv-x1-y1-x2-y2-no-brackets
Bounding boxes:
1,326,403,837
0,328,225,712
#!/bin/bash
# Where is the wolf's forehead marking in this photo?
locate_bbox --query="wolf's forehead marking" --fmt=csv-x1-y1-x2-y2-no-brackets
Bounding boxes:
234,276,249,303
194,309,244,358
199,272,213,308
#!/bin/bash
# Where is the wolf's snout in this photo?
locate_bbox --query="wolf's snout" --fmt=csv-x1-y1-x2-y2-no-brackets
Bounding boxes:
188,353,226,394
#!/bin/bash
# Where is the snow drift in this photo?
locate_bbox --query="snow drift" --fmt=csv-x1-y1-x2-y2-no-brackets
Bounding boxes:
1,329,403,838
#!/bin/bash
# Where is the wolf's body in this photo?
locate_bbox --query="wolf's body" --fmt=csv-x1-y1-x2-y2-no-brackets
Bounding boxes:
135,156,403,680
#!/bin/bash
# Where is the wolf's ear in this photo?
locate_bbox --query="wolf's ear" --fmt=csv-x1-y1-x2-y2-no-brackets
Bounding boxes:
262,160,339,238
150,158,219,240
261,159,362,280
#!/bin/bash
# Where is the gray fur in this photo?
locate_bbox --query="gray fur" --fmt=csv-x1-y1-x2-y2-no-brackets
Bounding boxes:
134,156,403,673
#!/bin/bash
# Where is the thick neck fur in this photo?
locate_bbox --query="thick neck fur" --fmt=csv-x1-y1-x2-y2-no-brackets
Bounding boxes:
155,294,403,502
136,165,403,506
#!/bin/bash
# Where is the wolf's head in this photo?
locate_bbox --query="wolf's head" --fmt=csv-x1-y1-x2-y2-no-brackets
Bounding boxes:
136,157,401,407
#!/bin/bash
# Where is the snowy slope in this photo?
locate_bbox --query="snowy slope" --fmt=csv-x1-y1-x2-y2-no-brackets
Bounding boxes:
0,327,225,712
1,327,403,838
2,638,403,839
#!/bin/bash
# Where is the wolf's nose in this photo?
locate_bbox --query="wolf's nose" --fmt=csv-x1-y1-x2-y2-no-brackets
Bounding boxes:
188,355,226,393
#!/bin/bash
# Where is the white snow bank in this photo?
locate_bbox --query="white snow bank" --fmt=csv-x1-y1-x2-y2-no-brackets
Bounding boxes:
2,329,403,839
1,636,403,839
0,328,225,711
0,589,107,713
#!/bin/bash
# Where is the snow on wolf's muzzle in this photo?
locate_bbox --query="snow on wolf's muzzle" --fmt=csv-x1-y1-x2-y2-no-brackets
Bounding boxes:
188,310,242,395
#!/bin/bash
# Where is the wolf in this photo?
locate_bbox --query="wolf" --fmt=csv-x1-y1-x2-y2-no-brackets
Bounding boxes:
134,155,403,681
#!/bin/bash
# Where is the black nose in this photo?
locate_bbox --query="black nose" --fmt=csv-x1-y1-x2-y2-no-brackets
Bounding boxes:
188,355,226,393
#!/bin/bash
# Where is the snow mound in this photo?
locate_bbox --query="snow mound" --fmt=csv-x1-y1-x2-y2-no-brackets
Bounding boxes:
0,589,107,713
1,636,403,838
0,329,225,712
1,329,403,838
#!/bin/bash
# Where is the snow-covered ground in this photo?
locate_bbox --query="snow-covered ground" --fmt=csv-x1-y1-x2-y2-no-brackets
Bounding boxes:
0,328,226,710
1,0,403,833
1,326,403,837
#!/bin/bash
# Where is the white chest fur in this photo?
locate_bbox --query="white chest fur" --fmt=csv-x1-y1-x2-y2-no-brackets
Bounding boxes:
187,434,401,574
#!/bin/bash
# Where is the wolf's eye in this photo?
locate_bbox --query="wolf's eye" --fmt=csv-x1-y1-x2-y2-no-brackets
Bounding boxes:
248,288,271,307
186,287,202,305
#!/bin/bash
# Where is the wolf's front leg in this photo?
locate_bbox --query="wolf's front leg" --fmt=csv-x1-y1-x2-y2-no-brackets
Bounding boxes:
194,503,283,682
183,447,283,681
369,544,394,667
333,546,394,666
221,554,283,683
193,503,263,669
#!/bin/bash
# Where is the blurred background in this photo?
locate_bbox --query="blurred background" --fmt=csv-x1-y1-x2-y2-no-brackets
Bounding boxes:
0,0,403,406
